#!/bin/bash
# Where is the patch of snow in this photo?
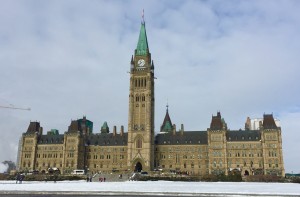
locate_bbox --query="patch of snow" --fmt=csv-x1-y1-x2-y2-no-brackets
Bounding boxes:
0,181,299,195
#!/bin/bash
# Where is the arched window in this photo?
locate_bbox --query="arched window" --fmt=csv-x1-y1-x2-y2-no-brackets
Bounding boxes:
136,138,142,149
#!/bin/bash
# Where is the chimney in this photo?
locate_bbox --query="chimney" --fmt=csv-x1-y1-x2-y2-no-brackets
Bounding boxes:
245,117,251,130
120,125,124,136
259,121,263,130
180,124,184,135
172,124,176,135
113,126,117,136
39,127,43,136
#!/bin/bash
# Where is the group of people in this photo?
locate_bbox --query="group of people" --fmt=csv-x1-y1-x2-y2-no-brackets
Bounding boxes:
15,173,25,184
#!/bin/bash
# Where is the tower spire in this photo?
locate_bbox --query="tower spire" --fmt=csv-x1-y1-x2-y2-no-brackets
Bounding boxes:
166,100,169,112
160,104,173,132
136,11,149,56
142,9,145,24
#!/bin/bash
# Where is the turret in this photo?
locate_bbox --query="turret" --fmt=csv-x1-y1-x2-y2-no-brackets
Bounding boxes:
262,114,277,129
160,105,173,133
101,121,109,133
210,112,224,130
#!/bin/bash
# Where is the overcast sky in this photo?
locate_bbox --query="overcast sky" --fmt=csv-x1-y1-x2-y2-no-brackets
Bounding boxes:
0,0,300,174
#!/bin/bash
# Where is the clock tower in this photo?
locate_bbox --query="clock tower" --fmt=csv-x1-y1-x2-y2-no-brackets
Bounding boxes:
127,19,155,172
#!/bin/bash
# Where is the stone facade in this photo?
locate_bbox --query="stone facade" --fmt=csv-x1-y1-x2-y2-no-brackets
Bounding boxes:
17,20,285,177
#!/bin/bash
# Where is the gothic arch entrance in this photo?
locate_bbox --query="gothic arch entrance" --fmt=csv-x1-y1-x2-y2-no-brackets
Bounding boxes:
244,170,249,176
135,162,142,172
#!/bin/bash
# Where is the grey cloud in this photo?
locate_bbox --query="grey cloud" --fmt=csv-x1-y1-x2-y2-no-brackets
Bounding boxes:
0,0,300,173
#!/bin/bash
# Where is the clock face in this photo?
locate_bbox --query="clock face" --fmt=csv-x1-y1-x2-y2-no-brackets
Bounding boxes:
137,59,145,67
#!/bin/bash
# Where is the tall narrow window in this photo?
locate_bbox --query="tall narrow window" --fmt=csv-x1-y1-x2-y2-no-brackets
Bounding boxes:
136,138,142,148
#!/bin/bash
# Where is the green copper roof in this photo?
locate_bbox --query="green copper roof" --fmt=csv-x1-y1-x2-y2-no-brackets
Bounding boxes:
162,121,172,132
136,22,149,56
102,121,108,129
101,121,109,133
160,107,173,132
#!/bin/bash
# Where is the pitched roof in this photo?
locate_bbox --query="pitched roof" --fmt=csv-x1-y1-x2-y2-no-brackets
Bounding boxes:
160,108,173,132
155,131,208,145
26,122,41,133
136,22,149,56
210,112,224,130
68,120,80,132
227,130,261,141
101,121,109,133
38,134,64,144
67,117,93,134
87,133,128,146
263,114,277,129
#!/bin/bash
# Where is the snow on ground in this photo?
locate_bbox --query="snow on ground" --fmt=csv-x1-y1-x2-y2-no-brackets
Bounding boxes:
0,180,300,195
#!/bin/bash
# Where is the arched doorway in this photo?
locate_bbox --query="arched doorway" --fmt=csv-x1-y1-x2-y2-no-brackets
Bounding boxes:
135,162,142,172
244,170,249,176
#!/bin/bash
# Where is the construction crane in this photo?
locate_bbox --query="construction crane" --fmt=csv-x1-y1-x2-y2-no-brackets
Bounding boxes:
0,104,31,111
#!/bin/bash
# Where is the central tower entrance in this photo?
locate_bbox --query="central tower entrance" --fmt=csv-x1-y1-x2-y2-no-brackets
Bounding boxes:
127,18,155,172
135,162,143,172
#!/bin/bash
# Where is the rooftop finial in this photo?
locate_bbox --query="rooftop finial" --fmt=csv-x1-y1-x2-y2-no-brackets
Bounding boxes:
166,100,169,112
142,9,145,23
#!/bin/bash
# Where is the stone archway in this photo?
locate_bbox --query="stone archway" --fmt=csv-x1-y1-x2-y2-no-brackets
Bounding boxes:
244,170,249,176
135,162,142,172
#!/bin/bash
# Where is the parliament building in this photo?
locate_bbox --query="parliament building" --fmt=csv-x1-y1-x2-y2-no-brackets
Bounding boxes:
17,19,285,177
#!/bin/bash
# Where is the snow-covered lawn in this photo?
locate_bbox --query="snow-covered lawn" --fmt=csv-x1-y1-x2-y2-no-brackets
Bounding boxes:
0,180,299,195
